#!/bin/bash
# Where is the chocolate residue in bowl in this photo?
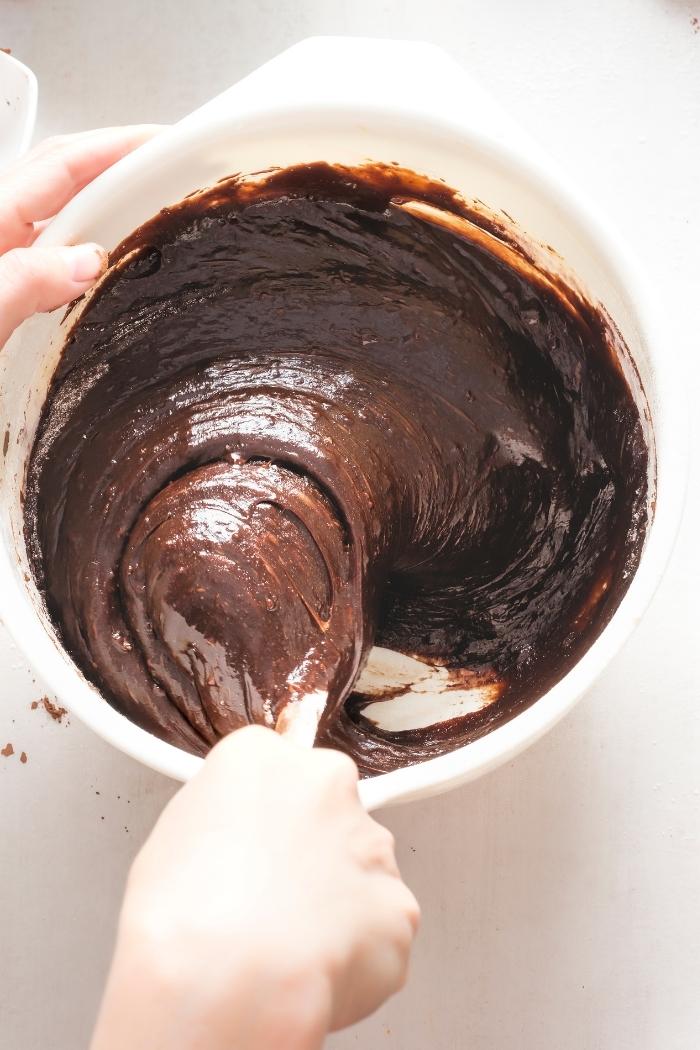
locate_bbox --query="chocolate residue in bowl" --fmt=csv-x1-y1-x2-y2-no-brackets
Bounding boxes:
24,163,649,776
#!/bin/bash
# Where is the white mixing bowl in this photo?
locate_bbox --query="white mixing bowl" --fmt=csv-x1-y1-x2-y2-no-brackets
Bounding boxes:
0,38,685,809
0,50,37,169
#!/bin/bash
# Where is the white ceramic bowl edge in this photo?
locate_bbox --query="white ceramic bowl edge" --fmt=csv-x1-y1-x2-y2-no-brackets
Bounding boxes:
0,39,686,809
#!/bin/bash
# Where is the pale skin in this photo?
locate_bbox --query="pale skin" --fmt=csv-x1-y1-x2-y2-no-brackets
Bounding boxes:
0,128,420,1050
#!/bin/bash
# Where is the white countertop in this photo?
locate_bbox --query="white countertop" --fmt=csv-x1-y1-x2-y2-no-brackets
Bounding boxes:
1,2,699,1047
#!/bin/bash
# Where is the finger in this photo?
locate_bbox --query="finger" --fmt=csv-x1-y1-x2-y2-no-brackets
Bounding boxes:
0,243,107,348
210,724,281,761
0,125,162,253
364,876,420,984
330,883,418,1031
393,878,421,936
360,822,401,878
27,217,55,245
311,747,360,798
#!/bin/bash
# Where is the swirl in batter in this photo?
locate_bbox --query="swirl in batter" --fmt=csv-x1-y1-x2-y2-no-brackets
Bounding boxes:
25,164,649,775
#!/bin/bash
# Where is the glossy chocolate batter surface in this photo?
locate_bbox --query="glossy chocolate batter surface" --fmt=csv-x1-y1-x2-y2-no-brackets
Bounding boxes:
25,164,649,775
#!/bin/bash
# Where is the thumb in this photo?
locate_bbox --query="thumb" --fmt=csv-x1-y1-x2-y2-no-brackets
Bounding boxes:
0,243,107,348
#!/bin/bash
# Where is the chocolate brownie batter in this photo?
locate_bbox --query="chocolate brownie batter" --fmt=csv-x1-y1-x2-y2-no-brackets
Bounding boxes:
25,164,649,775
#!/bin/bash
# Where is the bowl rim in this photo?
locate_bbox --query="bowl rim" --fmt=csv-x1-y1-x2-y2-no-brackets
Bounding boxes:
0,96,687,809
0,51,38,164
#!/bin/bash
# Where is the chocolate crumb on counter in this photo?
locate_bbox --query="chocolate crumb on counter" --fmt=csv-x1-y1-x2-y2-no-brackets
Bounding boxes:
32,696,68,722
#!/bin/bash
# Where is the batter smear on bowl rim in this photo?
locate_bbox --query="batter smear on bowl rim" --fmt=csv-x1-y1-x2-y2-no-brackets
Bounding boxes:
24,163,649,776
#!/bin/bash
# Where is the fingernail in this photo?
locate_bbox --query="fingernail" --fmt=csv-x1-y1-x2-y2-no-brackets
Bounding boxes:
62,243,108,283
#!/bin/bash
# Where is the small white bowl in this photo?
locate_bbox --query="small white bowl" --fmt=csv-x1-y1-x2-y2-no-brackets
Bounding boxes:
0,39,686,809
